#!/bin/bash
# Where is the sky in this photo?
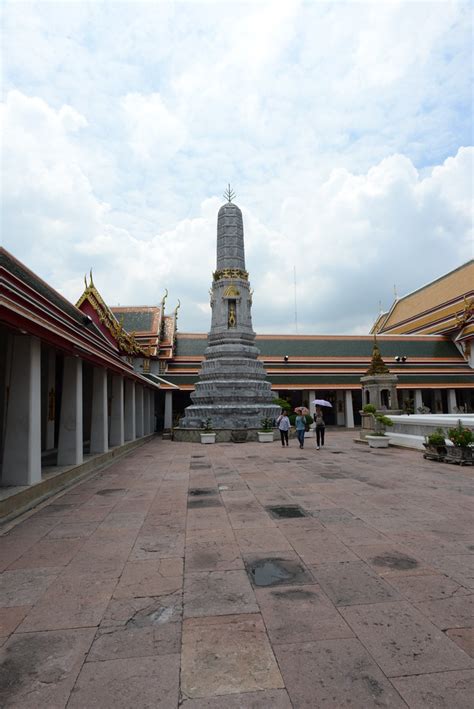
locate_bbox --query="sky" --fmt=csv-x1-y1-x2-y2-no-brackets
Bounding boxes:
2,0,473,335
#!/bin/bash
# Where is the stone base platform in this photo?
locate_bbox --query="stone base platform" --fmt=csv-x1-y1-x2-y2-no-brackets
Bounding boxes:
173,428,276,443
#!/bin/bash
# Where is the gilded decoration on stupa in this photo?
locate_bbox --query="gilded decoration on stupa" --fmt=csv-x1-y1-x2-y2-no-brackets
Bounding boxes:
213,268,249,282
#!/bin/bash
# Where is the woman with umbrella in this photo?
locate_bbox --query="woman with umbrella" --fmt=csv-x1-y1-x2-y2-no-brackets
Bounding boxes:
294,407,308,449
312,399,332,450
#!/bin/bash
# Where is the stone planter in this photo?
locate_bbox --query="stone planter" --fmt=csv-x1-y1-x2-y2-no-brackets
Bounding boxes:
257,431,274,443
445,446,474,465
366,435,390,448
422,443,447,462
200,432,216,444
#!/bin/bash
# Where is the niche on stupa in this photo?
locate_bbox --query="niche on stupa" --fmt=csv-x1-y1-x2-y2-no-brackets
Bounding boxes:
223,284,240,329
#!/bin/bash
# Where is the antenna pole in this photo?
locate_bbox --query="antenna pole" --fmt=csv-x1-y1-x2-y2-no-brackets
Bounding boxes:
293,265,298,334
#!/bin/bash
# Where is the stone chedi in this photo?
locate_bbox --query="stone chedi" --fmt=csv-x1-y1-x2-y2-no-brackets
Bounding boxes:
179,190,280,432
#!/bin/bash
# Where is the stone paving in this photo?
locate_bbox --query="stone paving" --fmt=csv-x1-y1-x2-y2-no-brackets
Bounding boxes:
0,431,473,708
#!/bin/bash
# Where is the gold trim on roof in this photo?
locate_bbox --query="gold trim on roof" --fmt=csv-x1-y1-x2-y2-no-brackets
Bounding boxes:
76,274,148,356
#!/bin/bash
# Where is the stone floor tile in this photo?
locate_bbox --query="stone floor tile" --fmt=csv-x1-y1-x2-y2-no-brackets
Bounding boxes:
234,528,292,553
88,592,182,661
255,583,353,644
340,600,474,676
113,559,183,599
283,530,359,564
64,538,135,577
414,594,474,630
45,521,99,539
352,542,434,576
130,531,185,560
0,567,61,607
181,614,284,699
184,570,258,618
322,520,390,545
185,527,237,545
7,538,84,570
446,628,474,657
68,654,180,708
0,628,95,708
180,688,292,708
0,607,30,636
17,573,117,632
386,573,471,602
274,638,407,708
392,669,474,709
185,542,244,573
311,560,401,606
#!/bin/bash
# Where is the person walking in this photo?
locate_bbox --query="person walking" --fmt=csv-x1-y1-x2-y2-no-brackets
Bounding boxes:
277,410,290,447
295,411,306,449
314,405,325,449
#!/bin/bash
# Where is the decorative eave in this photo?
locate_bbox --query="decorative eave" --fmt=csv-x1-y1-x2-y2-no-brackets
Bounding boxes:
76,272,148,356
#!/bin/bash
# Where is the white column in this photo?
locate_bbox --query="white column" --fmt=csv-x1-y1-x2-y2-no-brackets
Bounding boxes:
164,390,173,429
344,390,354,428
447,389,457,413
57,356,83,466
3,335,42,485
135,385,144,437
124,379,136,441
90,366,108,454
309,390,316,410
414,389,423,413
109,374,124,447
45,348,56,450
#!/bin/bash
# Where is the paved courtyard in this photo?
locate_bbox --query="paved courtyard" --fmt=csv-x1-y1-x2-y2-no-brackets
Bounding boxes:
0,431,473,708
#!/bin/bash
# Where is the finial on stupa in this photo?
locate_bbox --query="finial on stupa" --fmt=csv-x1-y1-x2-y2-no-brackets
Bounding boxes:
366,335,390,375
224,184,236,203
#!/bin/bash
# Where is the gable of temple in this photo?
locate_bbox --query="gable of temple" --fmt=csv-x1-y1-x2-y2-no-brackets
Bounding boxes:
371,260,474,364
75,273,178,367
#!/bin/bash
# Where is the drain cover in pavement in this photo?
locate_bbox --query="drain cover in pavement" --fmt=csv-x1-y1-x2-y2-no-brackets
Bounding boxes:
245,556,313,587
266,505,307,519
188,488,216,496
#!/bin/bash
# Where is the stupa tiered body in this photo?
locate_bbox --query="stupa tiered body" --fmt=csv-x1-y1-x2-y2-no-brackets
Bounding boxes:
178,192,280,436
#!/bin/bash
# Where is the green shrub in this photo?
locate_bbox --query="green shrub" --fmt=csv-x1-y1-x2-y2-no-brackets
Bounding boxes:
425,428,446,447
448,420,474,447
202,417,213,431
260,417,273,432
363,404,377,414
273,397,291,412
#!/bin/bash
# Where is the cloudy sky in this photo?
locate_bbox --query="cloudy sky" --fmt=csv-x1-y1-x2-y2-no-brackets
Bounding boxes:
2,0,472,335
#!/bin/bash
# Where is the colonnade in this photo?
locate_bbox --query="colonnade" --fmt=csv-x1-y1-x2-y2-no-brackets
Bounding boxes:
1,334,156,487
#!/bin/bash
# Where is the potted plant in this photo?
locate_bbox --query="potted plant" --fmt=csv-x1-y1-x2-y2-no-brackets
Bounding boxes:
366,414,393,448
200,418,216,444
258,417,275,443
445,420,474,465
423,428,447,461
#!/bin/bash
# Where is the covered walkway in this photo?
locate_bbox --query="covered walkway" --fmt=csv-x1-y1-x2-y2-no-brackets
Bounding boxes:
0,432,473,707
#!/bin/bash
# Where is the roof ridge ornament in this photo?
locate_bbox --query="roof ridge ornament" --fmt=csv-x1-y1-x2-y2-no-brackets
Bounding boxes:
224,184,236,203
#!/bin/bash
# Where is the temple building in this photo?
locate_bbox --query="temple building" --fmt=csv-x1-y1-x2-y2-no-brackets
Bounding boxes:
1,233,473,515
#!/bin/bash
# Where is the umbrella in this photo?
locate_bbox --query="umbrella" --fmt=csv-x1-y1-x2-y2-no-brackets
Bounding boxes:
312,399,332,407
294,406,309,415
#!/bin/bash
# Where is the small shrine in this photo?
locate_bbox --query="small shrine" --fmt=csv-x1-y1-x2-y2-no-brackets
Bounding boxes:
360,338,400,412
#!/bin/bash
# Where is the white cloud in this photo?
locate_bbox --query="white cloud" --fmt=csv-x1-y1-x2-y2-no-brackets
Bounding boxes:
1,1,472,336
121,92,187,161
